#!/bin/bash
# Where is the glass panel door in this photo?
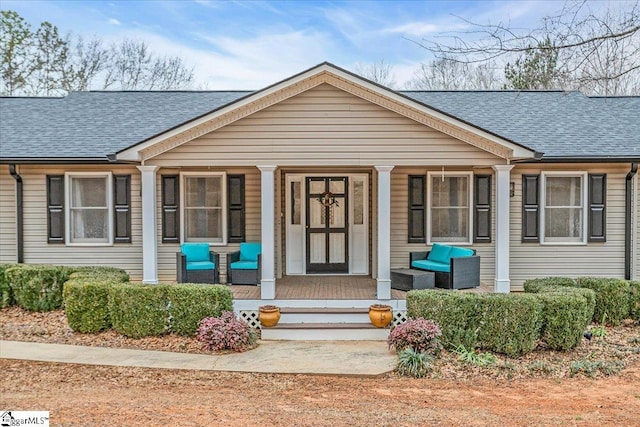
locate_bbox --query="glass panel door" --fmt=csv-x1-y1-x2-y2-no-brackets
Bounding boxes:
305,177,349,273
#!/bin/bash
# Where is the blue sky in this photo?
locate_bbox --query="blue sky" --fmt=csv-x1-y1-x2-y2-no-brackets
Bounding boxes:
3,0,602,89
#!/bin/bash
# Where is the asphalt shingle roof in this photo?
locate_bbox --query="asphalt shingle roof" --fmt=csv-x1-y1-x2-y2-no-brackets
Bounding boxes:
1,89,638,161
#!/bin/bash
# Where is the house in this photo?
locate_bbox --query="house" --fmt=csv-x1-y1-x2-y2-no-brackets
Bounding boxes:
1,62,639,337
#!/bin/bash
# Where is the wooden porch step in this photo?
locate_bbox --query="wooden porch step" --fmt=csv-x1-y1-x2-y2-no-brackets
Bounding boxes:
279,307,369,314
261,322,390,341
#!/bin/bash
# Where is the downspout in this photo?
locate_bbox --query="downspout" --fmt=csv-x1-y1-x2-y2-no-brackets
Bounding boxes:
625,162,638,280
9,164,24,263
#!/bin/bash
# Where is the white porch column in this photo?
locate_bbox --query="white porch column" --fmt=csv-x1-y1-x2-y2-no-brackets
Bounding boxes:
258,165,277,299
137,166,159,284
375,166,394,300
492,165,515,293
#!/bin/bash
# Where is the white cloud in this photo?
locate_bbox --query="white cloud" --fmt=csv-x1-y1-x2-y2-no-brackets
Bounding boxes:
108,18,121,26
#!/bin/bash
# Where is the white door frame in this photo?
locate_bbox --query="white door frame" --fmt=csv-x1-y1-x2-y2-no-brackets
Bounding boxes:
285,173,369,275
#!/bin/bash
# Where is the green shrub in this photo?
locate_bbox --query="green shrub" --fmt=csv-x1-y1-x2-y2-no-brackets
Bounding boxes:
6,264,75,311
628,281,640,323
196,311,256,352
63,279,115,333
576,277,630,325
475,294,543,357
0,264,15,308
108,283,171,338
395,348,435,378
534,291,593,350
523,277,576,293
71,266,129,283
167,284,233,336
406,290,481,350
455,345,497,367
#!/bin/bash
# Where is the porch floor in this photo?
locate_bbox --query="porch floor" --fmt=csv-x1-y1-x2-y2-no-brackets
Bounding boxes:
230,275,493,300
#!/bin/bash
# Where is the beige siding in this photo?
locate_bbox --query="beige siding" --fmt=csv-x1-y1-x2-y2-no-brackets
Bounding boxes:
0,166,17,263
156,167,262,282
150,84,502,168
15,165,143,279
636,172,640,280
390,167,496,285
510,164,628,290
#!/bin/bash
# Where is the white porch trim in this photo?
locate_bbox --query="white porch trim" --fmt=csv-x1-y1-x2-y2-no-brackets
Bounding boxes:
375,166,394,300
137,165,159,284
493,164,514,293
259,165,277,299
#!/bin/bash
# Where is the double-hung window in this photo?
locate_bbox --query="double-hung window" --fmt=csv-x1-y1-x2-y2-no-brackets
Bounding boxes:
427,172,472,244
66,172,113,245
541,172,587,244
182,173,226,244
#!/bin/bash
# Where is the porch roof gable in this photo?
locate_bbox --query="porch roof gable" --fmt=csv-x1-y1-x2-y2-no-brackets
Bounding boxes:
115,62,538,162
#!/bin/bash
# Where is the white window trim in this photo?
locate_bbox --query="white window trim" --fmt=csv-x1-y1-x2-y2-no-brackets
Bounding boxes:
426,171,473,245
65,172,113,246
180,172,227,245
540,171,588,245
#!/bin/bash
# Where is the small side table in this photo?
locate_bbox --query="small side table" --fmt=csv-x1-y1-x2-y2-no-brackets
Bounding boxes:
391,268,435,291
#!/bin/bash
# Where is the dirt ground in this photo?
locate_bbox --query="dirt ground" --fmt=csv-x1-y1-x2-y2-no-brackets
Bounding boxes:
2,307,640,426
1,359,639,426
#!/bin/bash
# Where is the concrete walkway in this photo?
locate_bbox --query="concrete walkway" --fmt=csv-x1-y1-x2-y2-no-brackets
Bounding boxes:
0,340,396,376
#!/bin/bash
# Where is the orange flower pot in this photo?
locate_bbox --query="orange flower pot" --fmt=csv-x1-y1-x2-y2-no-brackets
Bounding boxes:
369,304,392,328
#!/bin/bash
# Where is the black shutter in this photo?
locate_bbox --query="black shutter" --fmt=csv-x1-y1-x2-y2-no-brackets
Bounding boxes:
522,174,540,243
474,174,492,243
161,175,180,243
408,175,426,243
227,174,245,243
113,175,131,243
588,174,606,242
46,175,65,243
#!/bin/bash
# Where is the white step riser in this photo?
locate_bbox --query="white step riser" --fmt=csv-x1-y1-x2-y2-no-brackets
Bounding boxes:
261,328,390,341
278,313,370,324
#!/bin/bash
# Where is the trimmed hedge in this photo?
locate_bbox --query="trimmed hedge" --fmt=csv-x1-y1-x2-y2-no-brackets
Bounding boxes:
476,294,543,357
407,291,543,356
576,277,630,326
63,267,129,333
629,281,640,322
522,277,576,293
5,264,74,311
107,283,234,338
406,291,481,349
167,284,233,336
108,283,171,338
0,264,15,308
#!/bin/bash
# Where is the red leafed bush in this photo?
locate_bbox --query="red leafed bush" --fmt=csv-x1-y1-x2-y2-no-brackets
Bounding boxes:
388,317,442,355
196,311,257,352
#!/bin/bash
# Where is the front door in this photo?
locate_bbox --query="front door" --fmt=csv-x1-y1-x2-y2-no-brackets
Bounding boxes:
305,177,348,273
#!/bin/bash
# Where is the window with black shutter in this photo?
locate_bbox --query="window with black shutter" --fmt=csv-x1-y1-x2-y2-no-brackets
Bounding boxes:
408,175,425,243
588,174,606,242
46,175,65,243
522,174,540,242
161,175,180,243
113,175,131,243
227,174,245,243
474,174,491,243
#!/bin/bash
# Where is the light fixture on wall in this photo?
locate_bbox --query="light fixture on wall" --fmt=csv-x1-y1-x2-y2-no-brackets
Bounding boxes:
510,182,515,197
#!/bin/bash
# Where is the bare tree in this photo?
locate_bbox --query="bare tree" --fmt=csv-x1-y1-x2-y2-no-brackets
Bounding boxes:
103,39,193,90
0,10,33,95
61,36,109,92
412,0,640,94
354,60,396,88
29,21,69,96
408,58,502,90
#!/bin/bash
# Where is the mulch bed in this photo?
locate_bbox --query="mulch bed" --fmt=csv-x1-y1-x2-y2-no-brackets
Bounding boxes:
1,306,639,380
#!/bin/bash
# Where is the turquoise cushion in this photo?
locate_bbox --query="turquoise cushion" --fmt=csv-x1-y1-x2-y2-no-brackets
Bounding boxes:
450,246,474,258
186,261,215,271
427,243,452,264
181,243,210,262
240,242,261,262
230,260,258,270
412,259,450,273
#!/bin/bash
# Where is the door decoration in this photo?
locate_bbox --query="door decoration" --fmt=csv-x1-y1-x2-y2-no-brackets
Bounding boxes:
318,191,339,224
